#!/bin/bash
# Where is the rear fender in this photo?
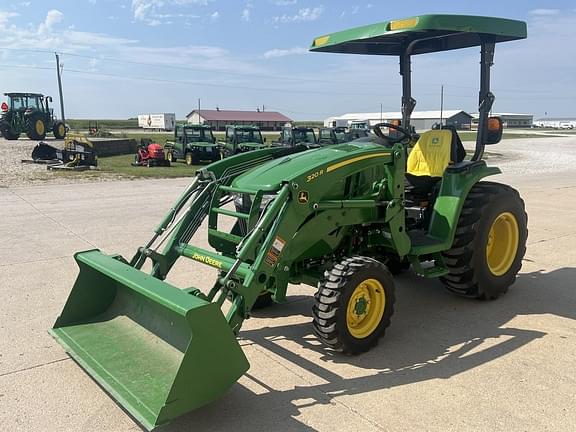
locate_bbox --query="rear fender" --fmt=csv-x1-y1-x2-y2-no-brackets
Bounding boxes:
427,163,501,248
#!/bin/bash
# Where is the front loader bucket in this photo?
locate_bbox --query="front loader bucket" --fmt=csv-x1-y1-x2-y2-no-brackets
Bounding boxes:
50,250,249,430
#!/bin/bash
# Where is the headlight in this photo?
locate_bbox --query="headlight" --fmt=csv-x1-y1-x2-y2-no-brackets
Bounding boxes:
233,193,275,210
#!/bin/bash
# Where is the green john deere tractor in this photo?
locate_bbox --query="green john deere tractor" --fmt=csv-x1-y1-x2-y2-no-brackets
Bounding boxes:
221,124,267,157
0,93,66,140
275,125,318,147
164,124,220,165
50,14,528,430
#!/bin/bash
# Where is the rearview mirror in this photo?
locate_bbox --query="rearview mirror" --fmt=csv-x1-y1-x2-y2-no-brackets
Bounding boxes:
485,116,503,145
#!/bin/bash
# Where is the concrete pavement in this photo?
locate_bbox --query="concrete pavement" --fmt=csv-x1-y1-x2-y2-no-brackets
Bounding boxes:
1,136,576,431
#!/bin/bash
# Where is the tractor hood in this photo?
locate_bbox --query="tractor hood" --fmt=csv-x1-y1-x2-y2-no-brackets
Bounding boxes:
232,140,390,191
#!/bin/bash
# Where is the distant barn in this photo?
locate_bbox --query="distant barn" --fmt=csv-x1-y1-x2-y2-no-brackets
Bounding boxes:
186,109,292,131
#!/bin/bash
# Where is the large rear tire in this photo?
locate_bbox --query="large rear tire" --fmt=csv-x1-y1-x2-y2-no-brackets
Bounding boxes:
441,182,528,299
26,113,47,140
313,256,395,354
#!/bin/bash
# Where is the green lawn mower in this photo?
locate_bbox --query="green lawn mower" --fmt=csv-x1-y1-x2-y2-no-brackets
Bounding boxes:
50,14,528,430
0,92,66,140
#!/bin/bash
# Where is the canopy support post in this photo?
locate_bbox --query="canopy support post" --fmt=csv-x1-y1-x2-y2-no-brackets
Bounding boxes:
400,51,416,129
473,40,496,161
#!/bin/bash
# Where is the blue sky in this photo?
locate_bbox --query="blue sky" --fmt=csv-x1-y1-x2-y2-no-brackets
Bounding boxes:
0,0,575,120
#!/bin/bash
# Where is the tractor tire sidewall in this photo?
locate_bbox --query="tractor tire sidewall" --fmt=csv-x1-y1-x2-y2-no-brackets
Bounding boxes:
313,257,396,355
470,188,527,298
166,151,175,163
442,182,528,299
336,262,395,353
53,122,66,139
2,128,20,140
26,114,47,140
185,152,193,165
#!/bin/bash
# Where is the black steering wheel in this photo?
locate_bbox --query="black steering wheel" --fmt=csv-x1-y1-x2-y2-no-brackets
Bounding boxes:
372,122,412,145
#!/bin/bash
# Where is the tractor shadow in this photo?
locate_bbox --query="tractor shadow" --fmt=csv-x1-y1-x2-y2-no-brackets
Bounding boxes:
164,267,576,432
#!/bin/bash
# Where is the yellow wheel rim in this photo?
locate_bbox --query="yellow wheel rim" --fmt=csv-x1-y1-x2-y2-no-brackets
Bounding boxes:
346,278,386,339
35,120,45,135
486,212,519,276
58,124,65,136
186,153,192,165
166,152,173,162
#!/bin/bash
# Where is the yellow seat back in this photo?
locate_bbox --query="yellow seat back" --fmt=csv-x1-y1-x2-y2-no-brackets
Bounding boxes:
407,130,453,177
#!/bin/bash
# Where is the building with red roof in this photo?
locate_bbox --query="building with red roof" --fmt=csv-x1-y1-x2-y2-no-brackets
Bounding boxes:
186,108,292,131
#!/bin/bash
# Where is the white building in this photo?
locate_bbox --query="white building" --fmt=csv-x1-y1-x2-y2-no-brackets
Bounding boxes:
324,110,472,131
533,117,576,129
471,112,533,129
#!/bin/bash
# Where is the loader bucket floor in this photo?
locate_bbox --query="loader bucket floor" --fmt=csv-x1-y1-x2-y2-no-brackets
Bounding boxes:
50,250,249,430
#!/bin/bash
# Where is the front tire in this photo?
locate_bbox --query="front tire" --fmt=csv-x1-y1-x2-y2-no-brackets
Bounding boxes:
166,151,176,163
313,256,395,354
185,152,194,165
441,182,528,299
53,122,66,139
2,128,20,140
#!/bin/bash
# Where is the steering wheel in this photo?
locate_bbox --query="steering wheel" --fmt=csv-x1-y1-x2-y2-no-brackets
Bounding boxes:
372,122,412,145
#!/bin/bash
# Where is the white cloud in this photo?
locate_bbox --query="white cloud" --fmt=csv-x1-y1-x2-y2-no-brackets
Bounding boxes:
38,9,64,33
0,11,19,25
241,8,251,21
274,0,297,5
20,2,31,7
89,0,97,5
529,8,560,16
132,0,210,25
263,46,307,58
273,6,323,23
210,11,220,21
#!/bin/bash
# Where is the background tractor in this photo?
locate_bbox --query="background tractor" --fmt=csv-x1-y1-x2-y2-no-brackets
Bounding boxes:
318,126,368,146
0,92,66,140
275,125,318,147
221,124,267,157
164,124,220,165
50,14,528,431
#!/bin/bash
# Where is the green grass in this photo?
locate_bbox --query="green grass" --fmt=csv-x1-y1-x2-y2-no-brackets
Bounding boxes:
96,154,201,179
67,119,139,130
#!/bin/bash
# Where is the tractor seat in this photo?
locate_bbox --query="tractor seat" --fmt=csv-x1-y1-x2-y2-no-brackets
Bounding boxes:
405,127,466,200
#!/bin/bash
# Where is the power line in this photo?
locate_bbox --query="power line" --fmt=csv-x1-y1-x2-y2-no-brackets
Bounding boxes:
0,62,392,97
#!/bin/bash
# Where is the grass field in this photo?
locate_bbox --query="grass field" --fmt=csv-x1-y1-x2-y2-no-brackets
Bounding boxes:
97,154,201,179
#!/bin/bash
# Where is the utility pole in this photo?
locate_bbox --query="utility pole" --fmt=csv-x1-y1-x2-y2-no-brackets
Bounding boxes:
197,98,201,124
439,84,444,129
55,53,65,124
